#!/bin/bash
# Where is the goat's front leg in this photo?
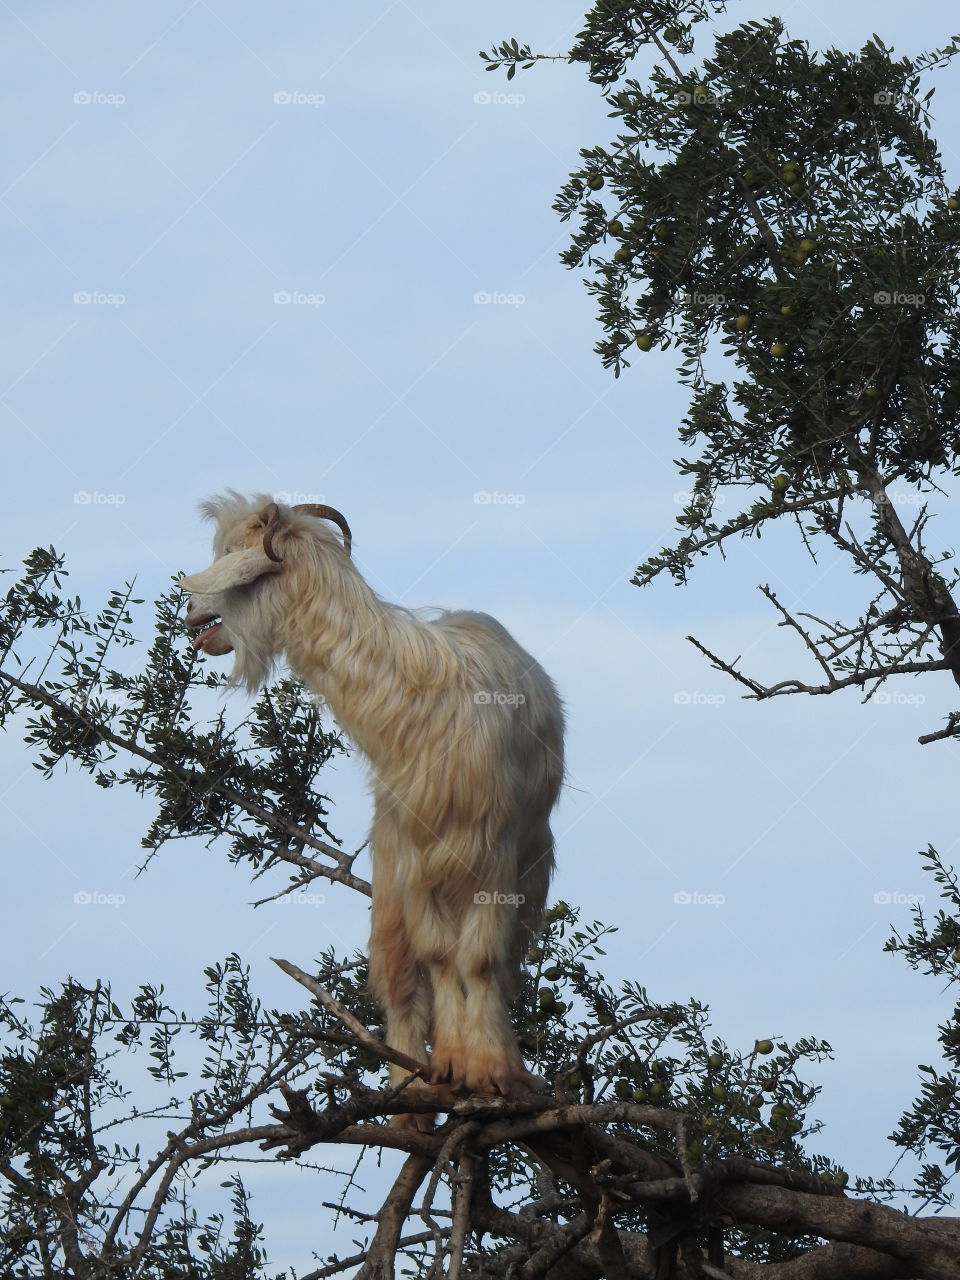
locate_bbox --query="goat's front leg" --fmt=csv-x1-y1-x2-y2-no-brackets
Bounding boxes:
368,839,435,1129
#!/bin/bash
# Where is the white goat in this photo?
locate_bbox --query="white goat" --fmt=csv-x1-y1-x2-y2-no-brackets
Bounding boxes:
180,493,564,1112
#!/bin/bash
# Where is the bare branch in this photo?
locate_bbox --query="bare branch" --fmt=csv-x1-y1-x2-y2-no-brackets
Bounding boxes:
356,1154,434,1280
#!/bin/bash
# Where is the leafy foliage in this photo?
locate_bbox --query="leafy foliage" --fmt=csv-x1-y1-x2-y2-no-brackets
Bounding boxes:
488,3,960,740
884,846,960,1205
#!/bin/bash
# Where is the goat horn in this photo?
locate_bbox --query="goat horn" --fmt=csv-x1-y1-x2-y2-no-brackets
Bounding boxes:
262,502,284,563
293,504,353,557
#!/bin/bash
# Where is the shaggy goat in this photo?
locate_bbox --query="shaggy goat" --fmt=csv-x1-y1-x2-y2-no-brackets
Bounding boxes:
180,493,564,1108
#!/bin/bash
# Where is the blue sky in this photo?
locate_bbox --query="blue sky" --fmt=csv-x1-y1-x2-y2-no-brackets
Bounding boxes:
3,0,960,1268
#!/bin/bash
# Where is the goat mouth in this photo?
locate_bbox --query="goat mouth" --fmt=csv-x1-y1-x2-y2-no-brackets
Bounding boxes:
191,618,224,651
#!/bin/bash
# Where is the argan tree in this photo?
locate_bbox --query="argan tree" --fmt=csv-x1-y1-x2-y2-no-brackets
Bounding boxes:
483,3,960,744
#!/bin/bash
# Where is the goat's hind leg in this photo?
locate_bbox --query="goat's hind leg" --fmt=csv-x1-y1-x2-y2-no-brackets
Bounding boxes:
430,891,532,1098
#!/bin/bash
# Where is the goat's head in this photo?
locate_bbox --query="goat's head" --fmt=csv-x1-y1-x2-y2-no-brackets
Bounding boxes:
179,492,352,689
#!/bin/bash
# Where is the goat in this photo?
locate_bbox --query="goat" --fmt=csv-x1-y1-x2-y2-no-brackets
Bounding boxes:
179,493,564,1114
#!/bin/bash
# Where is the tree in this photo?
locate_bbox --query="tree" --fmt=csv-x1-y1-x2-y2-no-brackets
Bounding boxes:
1,543,960,1275
483,4,960,744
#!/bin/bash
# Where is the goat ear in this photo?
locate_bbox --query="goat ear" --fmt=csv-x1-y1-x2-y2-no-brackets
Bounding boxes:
180,549,282,595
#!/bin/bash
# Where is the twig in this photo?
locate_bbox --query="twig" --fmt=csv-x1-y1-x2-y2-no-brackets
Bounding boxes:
304,1229,446,1280
272,958,428,1080
919,713,960,745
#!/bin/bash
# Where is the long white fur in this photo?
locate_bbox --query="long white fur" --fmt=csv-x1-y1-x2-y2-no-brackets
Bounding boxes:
181,492,564,1110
